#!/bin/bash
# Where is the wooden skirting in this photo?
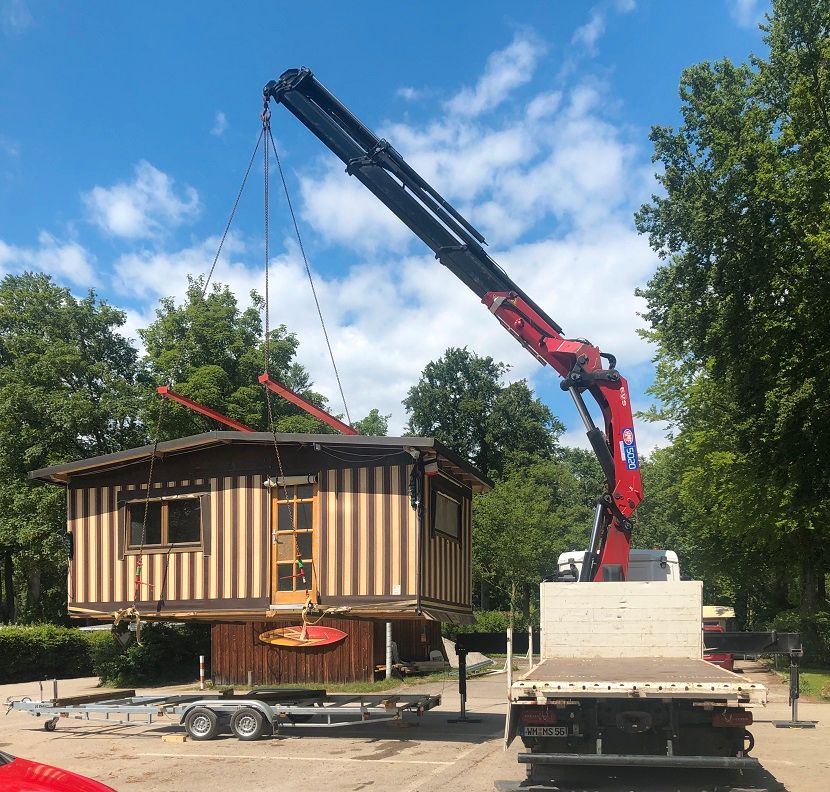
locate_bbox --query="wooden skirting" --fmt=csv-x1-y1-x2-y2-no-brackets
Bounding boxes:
211,618,444,685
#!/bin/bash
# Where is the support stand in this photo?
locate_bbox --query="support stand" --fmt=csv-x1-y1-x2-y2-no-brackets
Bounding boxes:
773,650,817,729
447,647,481,724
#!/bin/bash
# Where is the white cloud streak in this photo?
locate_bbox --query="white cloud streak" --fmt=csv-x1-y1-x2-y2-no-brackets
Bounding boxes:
211,111,228,137
0,231,96,286
83,160,199,239
445,33,546,117
728,0,767,29
1,0,32,35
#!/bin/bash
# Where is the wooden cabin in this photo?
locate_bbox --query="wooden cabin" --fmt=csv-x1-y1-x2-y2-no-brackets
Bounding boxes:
30,432,489,683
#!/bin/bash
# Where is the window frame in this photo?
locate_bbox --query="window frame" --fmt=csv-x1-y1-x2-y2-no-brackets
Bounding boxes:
429,474,466,543
123,491,206,554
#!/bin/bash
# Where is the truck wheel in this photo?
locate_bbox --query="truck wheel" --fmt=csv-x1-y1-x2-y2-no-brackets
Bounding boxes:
231,707,266,740
184,707,220,741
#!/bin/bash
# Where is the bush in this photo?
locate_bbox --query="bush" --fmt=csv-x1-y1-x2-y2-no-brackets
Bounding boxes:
0,622,211,686
443,610,536,641
94,623,210,687
0,624,96,682
766,609,830,666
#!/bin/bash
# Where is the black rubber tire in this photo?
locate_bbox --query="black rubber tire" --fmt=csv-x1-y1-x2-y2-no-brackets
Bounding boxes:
44,718,58,732
184,706,220,741
744,728,755,755
230,707,266,740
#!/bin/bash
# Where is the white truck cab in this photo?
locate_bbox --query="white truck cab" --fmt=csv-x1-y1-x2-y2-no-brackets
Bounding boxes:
556,549,681,582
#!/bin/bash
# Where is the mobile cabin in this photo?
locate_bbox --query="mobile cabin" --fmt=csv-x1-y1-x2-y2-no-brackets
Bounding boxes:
30,432,489,683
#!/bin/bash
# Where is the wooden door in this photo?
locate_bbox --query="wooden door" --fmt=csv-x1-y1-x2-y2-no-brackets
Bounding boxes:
270,483,318,604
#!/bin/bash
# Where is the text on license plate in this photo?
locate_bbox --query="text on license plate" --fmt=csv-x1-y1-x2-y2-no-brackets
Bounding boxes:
522,726,568,737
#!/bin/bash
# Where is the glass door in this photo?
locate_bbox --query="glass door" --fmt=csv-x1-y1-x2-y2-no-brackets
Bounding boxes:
271,483,316,604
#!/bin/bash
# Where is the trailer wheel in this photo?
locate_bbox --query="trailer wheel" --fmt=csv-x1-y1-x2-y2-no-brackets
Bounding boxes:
743,729,755,755
230,707,266,741
184,707,220,741
44,717,59,732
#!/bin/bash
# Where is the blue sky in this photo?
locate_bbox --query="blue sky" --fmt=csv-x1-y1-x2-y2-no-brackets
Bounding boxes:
1,1,769,450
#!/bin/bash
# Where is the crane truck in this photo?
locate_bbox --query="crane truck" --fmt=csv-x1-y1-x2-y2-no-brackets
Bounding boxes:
263,68,767,780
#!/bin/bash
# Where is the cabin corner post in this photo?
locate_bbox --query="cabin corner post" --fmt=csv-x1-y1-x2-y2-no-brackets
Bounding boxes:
410,453,425,616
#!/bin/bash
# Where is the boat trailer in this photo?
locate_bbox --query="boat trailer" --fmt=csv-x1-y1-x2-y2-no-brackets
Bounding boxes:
6,683,441,741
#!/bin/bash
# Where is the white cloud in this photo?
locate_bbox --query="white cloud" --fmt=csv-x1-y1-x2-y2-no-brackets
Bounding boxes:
1,0,32,35
83,161,199,239
211,111,227,137
445,33,546,117
0,231,96,286
396,87,422,101
572,0,637,55
729,0,766,29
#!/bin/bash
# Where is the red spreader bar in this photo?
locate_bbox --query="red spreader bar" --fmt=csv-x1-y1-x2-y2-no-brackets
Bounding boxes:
258,374,357,435
157,386,255,432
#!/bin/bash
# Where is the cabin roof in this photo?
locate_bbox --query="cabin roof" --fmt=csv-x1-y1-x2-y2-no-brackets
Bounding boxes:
29,432,492,491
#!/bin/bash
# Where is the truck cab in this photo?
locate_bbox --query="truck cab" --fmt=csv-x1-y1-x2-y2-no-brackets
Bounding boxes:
556,549,681,582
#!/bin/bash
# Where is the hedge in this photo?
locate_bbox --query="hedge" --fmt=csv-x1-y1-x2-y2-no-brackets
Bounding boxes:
0,623,210,686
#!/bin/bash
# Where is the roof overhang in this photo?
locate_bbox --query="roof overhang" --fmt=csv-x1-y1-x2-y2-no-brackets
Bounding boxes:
29,432,491,492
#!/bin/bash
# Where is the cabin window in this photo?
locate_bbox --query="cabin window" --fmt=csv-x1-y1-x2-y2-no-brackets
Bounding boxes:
127,496,202,549
273,483,315,595
430,476,465,541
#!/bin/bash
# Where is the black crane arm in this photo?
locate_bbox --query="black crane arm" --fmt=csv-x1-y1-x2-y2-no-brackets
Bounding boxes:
263,67,563,336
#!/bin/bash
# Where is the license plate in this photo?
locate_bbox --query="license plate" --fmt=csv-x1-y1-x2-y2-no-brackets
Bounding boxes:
522,726,568,737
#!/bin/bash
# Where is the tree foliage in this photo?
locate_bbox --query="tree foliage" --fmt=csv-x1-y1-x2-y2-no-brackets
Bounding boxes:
140,279,339,437
353,408,390,436
473,456,595,616
403,347,563,478
0,273,143,622
635,0,830,652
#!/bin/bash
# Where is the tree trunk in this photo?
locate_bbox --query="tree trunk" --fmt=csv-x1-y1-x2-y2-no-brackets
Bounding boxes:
3,552,14,624
28,568,41,618
480,579,491,610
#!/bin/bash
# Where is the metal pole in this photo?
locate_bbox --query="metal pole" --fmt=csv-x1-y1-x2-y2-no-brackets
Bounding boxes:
199,655,205,690
506,626,513,692
52,679,58,703
386,621,393,680
528,624,533,672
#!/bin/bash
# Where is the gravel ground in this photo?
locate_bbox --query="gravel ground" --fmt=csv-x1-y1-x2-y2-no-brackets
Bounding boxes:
0,660,826,791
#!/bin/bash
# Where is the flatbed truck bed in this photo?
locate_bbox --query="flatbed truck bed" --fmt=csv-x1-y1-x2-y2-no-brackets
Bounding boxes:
515,657,765,702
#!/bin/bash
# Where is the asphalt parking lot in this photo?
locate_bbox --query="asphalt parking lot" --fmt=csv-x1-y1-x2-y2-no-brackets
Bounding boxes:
1,662,827,791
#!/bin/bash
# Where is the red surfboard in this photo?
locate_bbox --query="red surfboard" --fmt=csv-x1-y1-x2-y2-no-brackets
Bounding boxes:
258,625,348,648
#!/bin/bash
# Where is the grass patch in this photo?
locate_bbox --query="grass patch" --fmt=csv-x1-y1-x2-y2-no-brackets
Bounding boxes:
769,662,830,700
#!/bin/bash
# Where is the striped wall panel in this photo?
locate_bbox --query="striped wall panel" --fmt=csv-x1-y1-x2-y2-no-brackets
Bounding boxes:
68,475,268,608
319,464,418,598
420,482,473,609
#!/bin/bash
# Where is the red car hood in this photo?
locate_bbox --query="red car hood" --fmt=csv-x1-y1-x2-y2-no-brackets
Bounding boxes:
0,754,116,791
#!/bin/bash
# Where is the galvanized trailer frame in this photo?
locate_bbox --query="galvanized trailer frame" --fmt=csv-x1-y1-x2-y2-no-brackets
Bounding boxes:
6,687,441,740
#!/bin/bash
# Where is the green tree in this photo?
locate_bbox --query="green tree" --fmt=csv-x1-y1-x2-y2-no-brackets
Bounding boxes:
635,0,830,650
140,279,339,437
473,457,592,616
0,273,143,622
403,347,563,478
353,408,390,436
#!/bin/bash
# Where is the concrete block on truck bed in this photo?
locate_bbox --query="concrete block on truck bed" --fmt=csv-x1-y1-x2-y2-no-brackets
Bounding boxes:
540,581,703,659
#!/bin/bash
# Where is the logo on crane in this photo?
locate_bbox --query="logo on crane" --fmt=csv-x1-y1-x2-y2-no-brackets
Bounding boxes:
620,427,639,471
